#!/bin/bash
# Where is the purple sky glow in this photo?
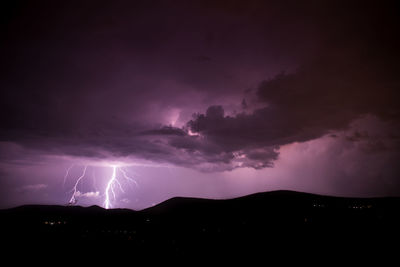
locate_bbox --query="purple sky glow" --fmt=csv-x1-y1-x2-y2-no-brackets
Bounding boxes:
0,0,399,209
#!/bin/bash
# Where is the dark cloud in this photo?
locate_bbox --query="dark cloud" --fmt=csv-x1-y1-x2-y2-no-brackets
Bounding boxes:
346,131,370,142
140,126,187,136
194,55,212,62
0,0,399,172
185,55,400,168
184,1,400,169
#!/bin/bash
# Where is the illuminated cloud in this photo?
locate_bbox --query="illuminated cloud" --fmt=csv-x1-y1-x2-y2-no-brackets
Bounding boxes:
75,191,100,198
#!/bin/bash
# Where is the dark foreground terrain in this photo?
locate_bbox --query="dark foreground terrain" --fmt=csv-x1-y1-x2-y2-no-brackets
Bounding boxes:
1,191,399,255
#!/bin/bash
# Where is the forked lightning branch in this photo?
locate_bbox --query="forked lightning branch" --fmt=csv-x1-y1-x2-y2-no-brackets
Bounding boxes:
65,165,138,209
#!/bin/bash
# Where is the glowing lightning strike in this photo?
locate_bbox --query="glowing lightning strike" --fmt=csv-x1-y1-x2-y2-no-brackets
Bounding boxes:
104,165,117,209
65,164,140,208
120,167,139,188
103,166,139,209
63,164,74,188
68,166,87,205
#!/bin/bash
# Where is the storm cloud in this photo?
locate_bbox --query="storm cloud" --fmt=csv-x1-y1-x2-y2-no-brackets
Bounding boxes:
1,1,400,209
0,0,399,172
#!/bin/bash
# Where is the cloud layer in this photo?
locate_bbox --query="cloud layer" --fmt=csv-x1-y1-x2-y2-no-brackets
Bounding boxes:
0,0,399,173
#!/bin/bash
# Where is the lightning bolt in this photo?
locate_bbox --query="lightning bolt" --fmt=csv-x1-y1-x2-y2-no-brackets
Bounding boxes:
104,165,117,209
104,165,139,209
65,164,140,208
120,167,139,188
63,164,74,188
68,165,87,205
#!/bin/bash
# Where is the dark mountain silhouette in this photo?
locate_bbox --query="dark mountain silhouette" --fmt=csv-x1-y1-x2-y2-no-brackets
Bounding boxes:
1,190,399,254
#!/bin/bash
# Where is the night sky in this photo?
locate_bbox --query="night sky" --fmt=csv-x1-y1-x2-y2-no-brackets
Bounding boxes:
1,0,399,209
